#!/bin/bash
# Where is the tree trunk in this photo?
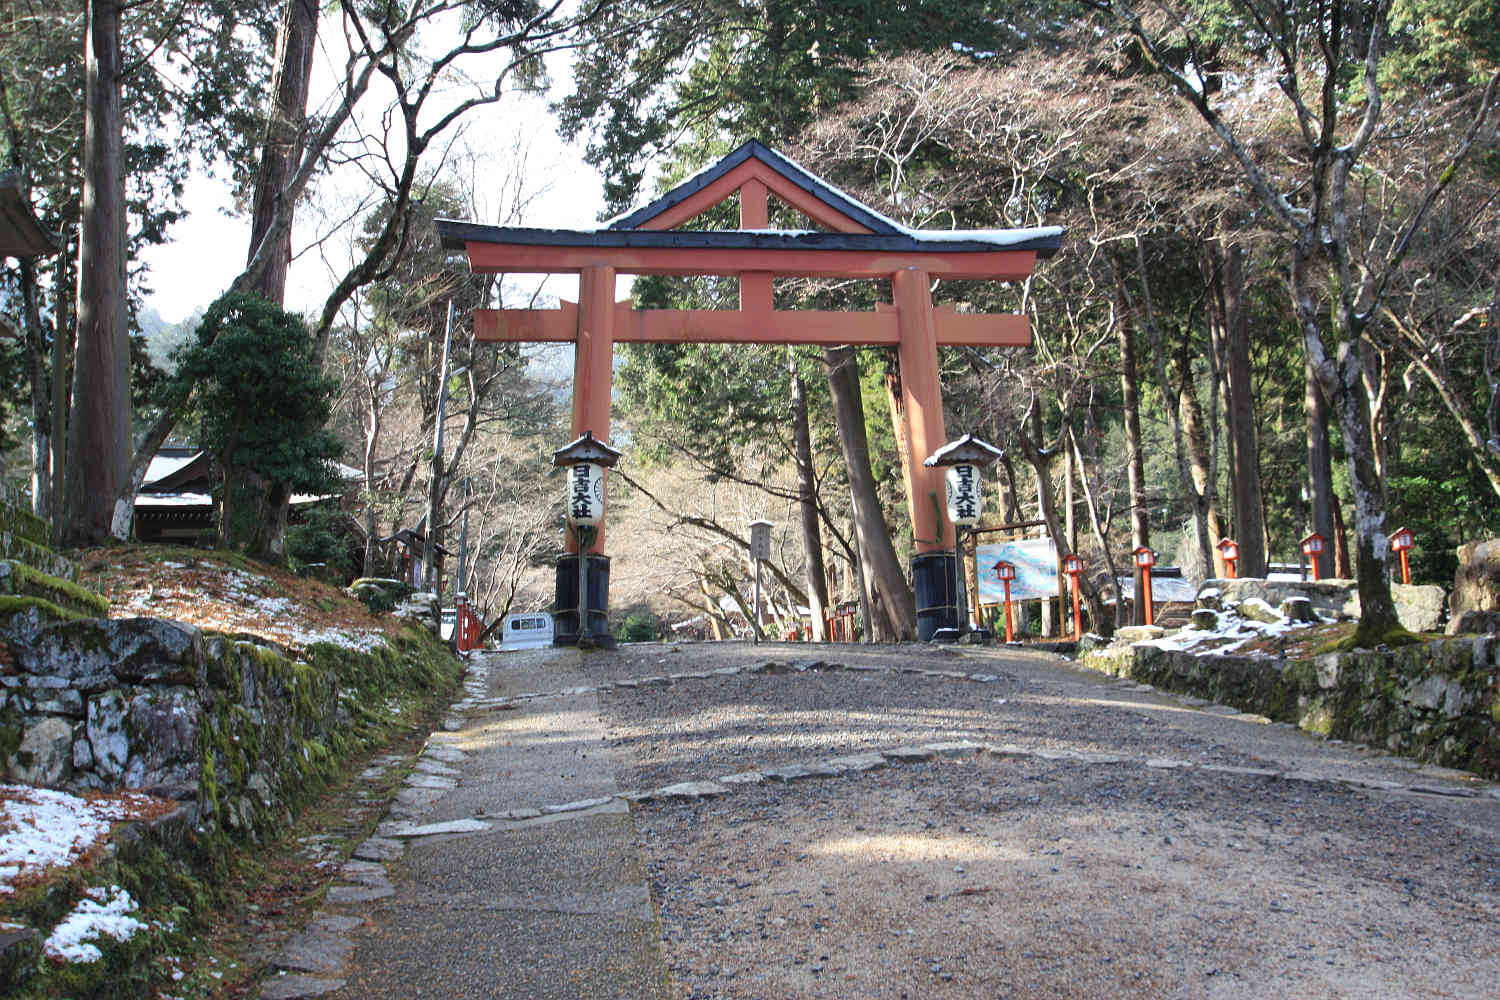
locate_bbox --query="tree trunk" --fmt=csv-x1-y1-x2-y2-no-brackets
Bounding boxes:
1337,351,1402,639
62,0,129,547
247,0,318,304
1132,242,1214,580
362,405,383,576
19,256,51,521
1332,491,1352,579
49,244,70,535
790,356,829,640
1304,356,1336,580
1028,407,1057,637
1177,339,1225,578
1223,245,1267,576
1291,241,1398,640
1116,297,1150,624
883,354,915,521
1069,428,1116,638
823,346,915,640
238,0,319,558
697,572,727,640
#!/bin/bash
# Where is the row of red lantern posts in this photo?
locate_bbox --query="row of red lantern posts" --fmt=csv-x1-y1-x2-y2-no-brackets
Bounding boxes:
991,551,1092,643
1298,526,1416,583
988,528,1419,644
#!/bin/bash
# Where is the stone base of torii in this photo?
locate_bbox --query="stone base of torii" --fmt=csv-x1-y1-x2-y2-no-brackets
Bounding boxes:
435,141,1061,644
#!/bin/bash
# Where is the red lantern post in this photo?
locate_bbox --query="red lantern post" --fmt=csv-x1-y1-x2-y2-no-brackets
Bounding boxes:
1133,546,1157,627
1216,537,1239,579
1301,532,1326,582
993,561,1017,643
1390,527,1415,585
1062,554,1085,641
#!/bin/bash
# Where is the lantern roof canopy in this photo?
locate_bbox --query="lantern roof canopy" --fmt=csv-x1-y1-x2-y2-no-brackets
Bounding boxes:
0,170,61,258
748,519,773,528
923,434,1005,467
551,430,622,468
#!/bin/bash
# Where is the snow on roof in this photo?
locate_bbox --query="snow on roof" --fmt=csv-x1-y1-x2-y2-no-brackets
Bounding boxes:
141,453,200,487
143,453,362,491
133,492,214,508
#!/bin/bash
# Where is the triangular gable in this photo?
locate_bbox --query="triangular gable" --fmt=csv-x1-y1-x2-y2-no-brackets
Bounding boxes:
606,140,904,236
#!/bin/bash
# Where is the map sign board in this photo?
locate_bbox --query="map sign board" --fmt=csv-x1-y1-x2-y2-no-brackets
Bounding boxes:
976,538,1058,602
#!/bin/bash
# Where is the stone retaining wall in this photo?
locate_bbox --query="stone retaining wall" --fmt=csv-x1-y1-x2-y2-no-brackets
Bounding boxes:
1081,636,1499,779
1,603,455,839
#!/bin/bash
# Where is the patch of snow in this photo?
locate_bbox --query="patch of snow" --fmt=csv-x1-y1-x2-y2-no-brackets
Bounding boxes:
892,224,1065,247
0,786,153,895
1128,603,1304,656
1240,597,1281,618
43,885,146,963
114,566,389,653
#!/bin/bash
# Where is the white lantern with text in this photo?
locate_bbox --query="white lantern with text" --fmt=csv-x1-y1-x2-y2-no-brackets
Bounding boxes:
944,464,983,527
567,462,605,526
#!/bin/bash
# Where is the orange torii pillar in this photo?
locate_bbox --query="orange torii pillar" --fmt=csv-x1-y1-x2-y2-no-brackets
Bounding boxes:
556,264,618,646
892,267,960,638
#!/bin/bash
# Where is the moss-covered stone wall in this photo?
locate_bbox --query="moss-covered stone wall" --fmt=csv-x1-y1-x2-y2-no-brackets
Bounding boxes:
0,601,460,996
1081,636,1499,778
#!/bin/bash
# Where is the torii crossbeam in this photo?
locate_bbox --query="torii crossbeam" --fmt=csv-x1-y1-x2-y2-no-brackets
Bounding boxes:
436,140,1061,644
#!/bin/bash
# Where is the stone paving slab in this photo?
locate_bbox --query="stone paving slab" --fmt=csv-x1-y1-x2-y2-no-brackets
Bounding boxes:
305,648,669,1000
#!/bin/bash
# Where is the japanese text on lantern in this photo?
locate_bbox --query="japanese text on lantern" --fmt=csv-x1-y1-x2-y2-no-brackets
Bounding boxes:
945,464,982,526
569,463,604,525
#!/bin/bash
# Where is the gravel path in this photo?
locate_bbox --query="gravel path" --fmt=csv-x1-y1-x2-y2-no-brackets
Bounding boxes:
543,640,1500,999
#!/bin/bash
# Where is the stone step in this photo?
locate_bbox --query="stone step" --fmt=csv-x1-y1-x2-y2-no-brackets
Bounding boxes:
0,487,52,550
0,530,78,583
0,558,107,619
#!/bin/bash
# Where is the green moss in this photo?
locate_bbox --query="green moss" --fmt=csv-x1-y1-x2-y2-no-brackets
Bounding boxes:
0,594,89,625
0,501,52,548
1331,622,1423,651
0,723,20,758
1,560,109,617
1300,702,1335,736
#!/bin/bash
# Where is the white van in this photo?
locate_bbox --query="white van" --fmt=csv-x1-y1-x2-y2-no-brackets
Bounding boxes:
500,612,554,651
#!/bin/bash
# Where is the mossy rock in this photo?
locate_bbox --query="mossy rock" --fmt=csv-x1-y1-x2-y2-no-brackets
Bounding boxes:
0,532,78,583
0,499,50,550
348,578,413,613
0,560,108,618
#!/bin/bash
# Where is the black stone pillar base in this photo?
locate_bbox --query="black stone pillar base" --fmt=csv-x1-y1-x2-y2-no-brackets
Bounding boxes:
912,551,960,642
554,553,614,648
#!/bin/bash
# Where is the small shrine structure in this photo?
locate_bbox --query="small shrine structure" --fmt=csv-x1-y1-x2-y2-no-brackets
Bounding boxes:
436,141,1061,642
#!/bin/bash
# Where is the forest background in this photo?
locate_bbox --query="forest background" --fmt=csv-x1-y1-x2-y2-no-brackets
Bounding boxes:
0,0,1497,643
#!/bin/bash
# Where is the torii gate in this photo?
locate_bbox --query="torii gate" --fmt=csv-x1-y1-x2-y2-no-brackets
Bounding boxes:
436,141,1060,644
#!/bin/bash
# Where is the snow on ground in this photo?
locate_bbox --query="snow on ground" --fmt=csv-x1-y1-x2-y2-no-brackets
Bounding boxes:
1133,602,1328,656
217,571,389,651
43,885,148,962
101,557,391,654
0,786,168,895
